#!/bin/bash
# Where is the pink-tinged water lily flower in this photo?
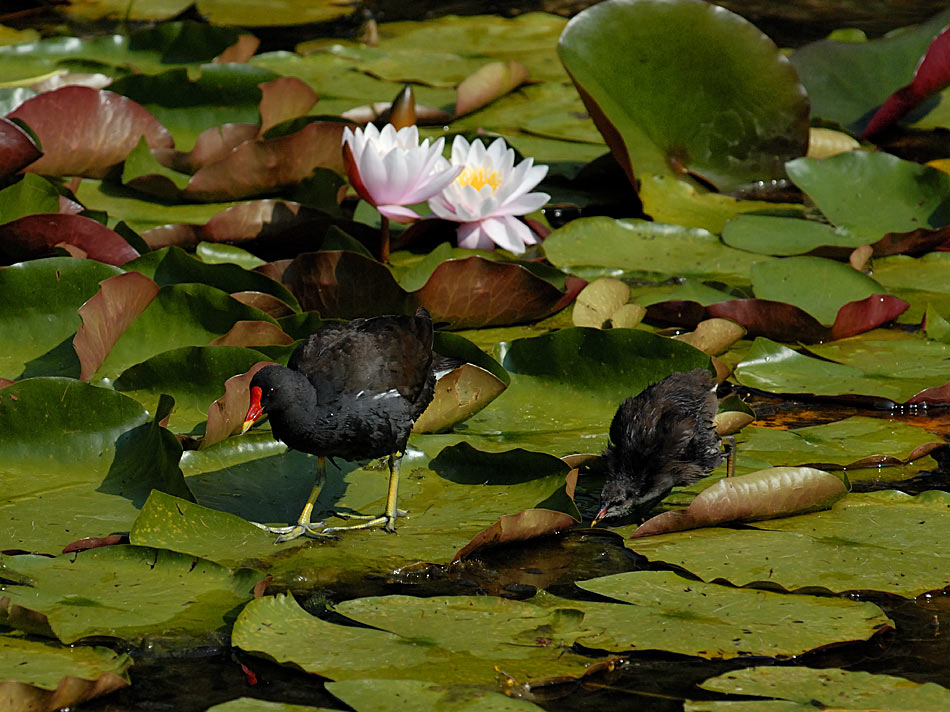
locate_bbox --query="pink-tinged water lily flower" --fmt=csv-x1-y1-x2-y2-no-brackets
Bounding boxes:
428,136,549,254
342,124,460,224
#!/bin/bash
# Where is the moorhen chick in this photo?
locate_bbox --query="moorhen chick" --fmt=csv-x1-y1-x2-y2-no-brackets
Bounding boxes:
592,368,724,526
243,308,435,542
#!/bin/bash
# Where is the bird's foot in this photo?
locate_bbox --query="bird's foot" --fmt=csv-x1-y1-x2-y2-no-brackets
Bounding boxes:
330,508,407,521
250,520,333,543
321,513,398,534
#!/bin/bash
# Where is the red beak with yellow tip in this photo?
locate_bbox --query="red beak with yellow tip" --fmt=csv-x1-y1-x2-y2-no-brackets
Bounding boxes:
242,385,264,434
590,506,608,528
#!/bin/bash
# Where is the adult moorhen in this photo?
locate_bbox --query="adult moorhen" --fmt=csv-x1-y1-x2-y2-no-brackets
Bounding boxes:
243,307,435,542
592,368,724,526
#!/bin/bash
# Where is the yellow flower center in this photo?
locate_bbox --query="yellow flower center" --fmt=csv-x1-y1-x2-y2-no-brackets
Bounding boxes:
456,166,501,192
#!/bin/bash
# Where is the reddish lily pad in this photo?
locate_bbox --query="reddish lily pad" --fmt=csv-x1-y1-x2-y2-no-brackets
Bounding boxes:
202,361,273,449
187,123,261,171
258,77,319,135
73,272,160,382
0,214,140,266
863,26,950,137
184,121,346,201
8,86,173,178
417,256,584,329
209,320,294,348
454,469,579,561
283,250,415,318
0,118,41,178
199,200,340,245
648,293,908,343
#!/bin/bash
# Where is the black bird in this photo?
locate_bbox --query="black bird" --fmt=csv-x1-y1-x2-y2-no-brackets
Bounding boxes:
242,308,435,542
593,369,724,525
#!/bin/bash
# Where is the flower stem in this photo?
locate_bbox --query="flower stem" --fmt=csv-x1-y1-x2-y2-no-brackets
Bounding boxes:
379,215,390,263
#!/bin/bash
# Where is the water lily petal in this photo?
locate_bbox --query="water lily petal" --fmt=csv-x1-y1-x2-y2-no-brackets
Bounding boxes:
456,221,495,250
377,204,422,224
483,215,536,254
496,190,550,217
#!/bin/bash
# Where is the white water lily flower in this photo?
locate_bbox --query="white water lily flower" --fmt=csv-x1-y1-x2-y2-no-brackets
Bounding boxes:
428,136,549,254
342,124,460,224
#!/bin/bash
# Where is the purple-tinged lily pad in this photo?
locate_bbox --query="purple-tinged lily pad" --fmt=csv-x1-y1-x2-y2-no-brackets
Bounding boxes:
8,86,173,178
0,214,140,266
0,118,41,178
184,121,346,201
258,77,319,135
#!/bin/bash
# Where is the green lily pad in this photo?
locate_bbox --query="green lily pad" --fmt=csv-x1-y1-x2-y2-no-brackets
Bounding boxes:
206,699,335,712
132,440,577,576
737,417,942,470
0,634,131,710
697,665,950,710
790,8,950,131
786,152,950,239
751,256,887,324
95,282,276,382
0,545,260,645
557,0,807,193
573,570,889,657
126,246,299,309
113,345,272,433
627,491,950,597
206,700,336,712
543,217,772,283
0,174,63,223
233,593,597,685
734,336,950,405
0,257,122,381
722,214,868,256
326,679,546,712
0,378,190,554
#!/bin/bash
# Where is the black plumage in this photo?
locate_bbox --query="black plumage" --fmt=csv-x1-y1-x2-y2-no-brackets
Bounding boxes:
244,308,435,540
595,369,724,524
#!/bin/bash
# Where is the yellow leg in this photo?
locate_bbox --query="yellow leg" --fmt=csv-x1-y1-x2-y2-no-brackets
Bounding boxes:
251,456,330,542
322,453,405,534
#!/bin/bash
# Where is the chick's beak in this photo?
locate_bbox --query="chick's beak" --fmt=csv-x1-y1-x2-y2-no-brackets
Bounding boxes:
590,506,609,528
242,386,264,434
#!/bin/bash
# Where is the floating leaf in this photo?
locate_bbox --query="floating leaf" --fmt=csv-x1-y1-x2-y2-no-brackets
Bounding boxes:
627,491,950,597
413,364,507,434
672,318,746,356
203,361,273,448
0,635,131,712
258,76,318,135
0,117,41,178
0,214,140,266
0,257,122,380
327,679,545,712
74,272,160,382
544,217,772,283
571,278,630,328
8,86,173,178
573,570,890,658
455,61,530,118
697,666,950,711
786,152,950,239
735,336,950,406
0,545,260,644
631,467,847,537
184,121,346,201
0,378,189,554
453,468,579,561
417,257,582,329
557,0,808,192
